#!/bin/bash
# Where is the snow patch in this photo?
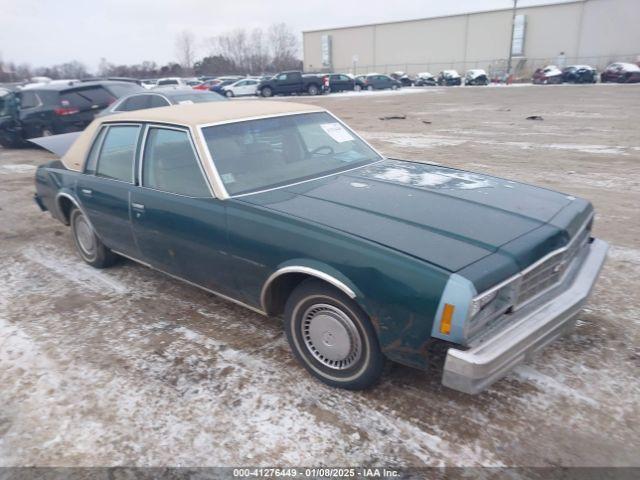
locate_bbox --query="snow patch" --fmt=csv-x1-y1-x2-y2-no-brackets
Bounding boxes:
0,164,37,175
23,247,129,295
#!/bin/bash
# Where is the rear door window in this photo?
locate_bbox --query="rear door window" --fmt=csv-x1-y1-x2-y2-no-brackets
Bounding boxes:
142,127,210,197
19,91,40,109
117,95,151,111
96,125,140,182
149,95,171,108
84,127,107,174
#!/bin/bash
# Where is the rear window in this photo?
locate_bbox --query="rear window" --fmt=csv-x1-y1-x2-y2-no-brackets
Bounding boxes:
117,95,151,112
157,79,178,86
106,83,142,98
60,86,115,109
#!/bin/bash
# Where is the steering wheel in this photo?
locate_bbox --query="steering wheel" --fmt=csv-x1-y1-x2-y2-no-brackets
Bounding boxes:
310,145,335,155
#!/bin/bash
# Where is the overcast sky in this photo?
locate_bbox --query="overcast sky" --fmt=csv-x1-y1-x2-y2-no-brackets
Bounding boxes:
0,0,575,70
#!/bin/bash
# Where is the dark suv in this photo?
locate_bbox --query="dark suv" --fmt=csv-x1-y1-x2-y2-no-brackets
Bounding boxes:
0,81,142,147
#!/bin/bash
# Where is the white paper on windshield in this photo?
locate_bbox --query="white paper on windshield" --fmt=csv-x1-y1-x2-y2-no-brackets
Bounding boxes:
320,123,354,143
177,100,194,105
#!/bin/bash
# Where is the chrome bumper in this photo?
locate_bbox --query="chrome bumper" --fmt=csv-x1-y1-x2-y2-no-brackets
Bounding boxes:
442,238,608,394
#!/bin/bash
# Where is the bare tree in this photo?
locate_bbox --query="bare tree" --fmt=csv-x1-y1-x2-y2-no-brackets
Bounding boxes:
268,23,300,71
176,31,197,71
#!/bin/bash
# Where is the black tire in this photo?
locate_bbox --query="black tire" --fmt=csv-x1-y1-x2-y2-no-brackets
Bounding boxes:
70,207,118,268
261,86,273,97
284,278,385,390
307,84,319,95
225,90,234,98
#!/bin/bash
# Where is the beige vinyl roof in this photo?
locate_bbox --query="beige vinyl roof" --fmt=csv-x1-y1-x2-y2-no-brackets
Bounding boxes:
103,100,325,126
61,101,326,173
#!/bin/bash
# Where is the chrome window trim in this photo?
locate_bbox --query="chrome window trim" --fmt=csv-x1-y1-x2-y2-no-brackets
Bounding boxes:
94,122,142,184
470,212,595,310
260,266,356,313
194,109,385,200
138,123,215,198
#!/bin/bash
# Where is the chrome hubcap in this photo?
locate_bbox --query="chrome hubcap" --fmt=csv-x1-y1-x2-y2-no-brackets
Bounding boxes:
302,304,361,370
75,215,96,256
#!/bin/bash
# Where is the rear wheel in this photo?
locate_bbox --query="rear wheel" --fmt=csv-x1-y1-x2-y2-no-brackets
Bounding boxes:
354,84,362,91
284,279,385,390
70,207,118,268
367,85,374,91
307,84,319,95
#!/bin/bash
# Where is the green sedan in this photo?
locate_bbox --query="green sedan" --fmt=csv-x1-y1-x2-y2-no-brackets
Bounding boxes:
33,101,608,393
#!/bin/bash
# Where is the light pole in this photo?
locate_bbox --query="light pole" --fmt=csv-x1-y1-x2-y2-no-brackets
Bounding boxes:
507,0,518,79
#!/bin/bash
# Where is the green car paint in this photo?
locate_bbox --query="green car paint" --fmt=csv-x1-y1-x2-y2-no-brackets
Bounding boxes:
35,153,593,371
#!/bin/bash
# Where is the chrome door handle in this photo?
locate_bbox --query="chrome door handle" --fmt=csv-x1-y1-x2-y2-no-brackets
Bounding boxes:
80,188,92,196
131,202,145,211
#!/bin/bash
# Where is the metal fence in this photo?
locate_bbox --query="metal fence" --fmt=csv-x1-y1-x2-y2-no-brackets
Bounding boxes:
321,53,640,80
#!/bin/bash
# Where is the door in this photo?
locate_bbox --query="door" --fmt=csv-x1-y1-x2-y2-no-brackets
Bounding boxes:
76,124,140,257
0,88,19,146
17,91,46,138
240,80,258,96
275,72,301,94
131,125,234,294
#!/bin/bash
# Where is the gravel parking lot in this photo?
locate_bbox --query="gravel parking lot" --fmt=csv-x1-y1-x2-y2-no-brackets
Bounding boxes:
1,84,639,467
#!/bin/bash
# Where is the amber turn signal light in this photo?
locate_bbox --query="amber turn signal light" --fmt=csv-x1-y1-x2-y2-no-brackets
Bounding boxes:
440,303,455,335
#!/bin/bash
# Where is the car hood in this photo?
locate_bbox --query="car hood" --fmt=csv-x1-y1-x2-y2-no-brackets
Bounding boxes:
239,159,588,272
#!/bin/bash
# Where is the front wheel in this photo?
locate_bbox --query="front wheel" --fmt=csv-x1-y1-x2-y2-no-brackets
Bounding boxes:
284,279,385,390
367,85,374,91
225,90,234,97
261,87,273,97
70,207,118,268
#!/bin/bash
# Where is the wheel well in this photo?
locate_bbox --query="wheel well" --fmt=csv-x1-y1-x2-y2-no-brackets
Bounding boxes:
263,272,310,316
57,196,74,225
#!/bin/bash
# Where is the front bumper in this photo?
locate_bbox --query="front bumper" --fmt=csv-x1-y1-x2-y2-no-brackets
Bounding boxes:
442,238,608,394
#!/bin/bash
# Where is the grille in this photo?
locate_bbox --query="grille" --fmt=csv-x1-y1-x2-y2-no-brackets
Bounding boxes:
515,220,591,307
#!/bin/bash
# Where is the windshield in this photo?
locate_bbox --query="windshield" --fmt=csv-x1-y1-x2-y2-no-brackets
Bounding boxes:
171,92,226,103
0,89,15,116
202,112,382,196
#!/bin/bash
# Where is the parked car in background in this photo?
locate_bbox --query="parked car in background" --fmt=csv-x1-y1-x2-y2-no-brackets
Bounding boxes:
257,71,323,97
0,81,142,147
354,75,367,90
322,73,357,93
32,101,607,393
390,72,414,87
600,62,640,83
360,74,401,91
532,65,563,84
96,88,226,117
193,79,218,91
210,79,238,95
561,65,597,83
140,79,157,89
221,78,260,97
464,69,489,86
414,72,436,86
156,77,190,87
437,70,462,86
